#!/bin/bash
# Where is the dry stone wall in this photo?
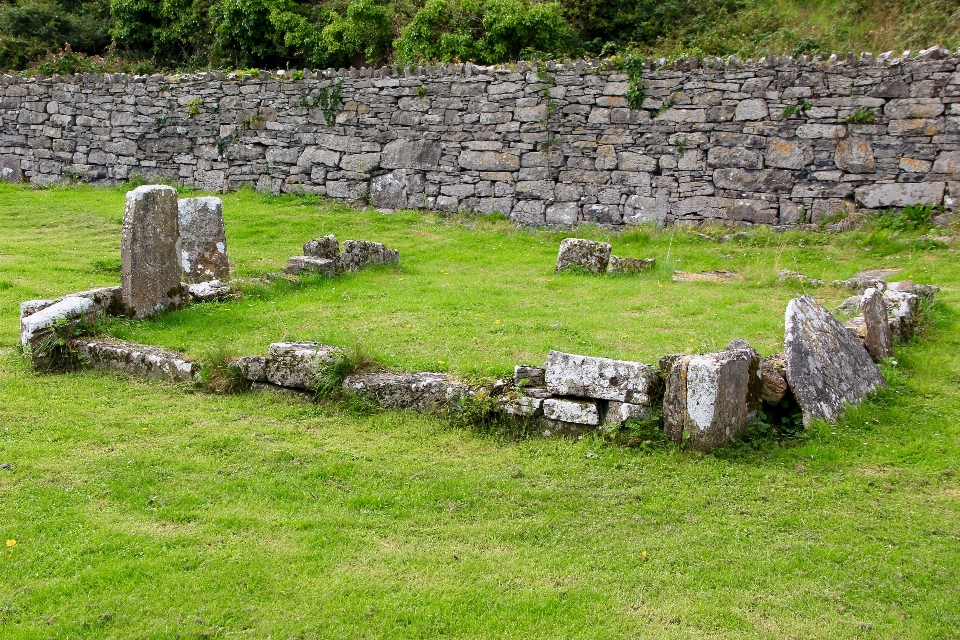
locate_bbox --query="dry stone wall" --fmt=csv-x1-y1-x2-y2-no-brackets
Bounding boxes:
3,49,960,227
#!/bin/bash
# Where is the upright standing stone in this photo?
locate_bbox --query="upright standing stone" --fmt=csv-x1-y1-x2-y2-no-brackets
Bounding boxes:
663,349,759,451
122,185,182,318
861,287,893,363
784,295,886,426
178,196,230,283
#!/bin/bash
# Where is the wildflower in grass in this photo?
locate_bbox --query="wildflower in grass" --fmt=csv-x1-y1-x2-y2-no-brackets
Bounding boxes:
438,360,445,365
6,540,15,547
642,551,647,558
495,319,501,325
406,324,412,328
689,339,694,343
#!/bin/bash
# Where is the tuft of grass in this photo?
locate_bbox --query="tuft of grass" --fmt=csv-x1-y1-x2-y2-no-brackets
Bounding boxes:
198,347,249,394
314,345,380,400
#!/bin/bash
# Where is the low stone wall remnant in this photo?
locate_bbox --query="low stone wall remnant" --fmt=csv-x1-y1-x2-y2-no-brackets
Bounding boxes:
2,50,958,228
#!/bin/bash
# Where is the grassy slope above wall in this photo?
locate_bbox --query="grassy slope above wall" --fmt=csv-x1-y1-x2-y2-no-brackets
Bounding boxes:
0,183,958,638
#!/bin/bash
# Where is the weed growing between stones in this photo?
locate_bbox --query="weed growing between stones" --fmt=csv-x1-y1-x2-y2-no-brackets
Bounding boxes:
447,390,539,441
873,204,941,232
313,345,379,400
844,108,876,124
778,100,812,121
199,346,248,393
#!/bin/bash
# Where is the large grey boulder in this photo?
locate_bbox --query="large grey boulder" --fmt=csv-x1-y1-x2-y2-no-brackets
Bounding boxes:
121,185,182,318
555,238,611,274
178,196,229,283
339,240,399,272
663,349,759,451
784,295,886,426
71,337,197,382
545,350,660,404
265,342,345,389
342,372,469,412
861,287,894,362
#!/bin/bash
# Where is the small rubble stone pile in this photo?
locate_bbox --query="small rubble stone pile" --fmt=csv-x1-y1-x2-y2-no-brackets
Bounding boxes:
284,235,400,275
555,238,655,275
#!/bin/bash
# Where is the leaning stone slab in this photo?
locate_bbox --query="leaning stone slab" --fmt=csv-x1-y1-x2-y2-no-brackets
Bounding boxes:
784,295,886,427
663,349,759,451
545,350,660,403
555,238,612,274
283,256,338,276
543,398,601,425
342,372,469,412
71,337,197,382
265,342,345,390
608,256,655,274
185,279,232,302
178,196,229,283
862,287,894,363
339,240,400,272
20,296,94,354
303,235,340,260
726,338,780,407
122,185,182,318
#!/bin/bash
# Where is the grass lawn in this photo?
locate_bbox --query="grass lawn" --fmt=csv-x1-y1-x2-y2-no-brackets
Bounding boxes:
1,183,959,638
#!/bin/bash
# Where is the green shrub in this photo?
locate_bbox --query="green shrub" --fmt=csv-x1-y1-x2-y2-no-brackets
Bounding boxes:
874,204,936,232
844,108,876,124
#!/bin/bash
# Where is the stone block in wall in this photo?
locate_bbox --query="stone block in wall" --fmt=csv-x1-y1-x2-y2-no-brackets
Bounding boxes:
618,152,658,172
1,156,22,182
381,139,442,170
297,147,341,168
555,239,611,274
545,202,578,225
887,119,940,136
178,196,229,283
706,147,763,169
71,337,198,382
663,349,759,451
884,98,945,119
796,124,846,139
582,204,622,225
511,200,545,226
854,182,945,208
713,168,793,193
835,138,876,173
543,398,600,425
733,98,769,121
604,401,651,426
121,185,182,319
932,151,960,175
458,150,521,172
624,194,669,226
514,365,545,387
545,350,659,404
232,356,268,382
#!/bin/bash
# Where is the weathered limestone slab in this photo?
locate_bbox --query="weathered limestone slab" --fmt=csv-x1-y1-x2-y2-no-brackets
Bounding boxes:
303,234,340,260
726,338,779,407
545,350,660,403
663,349,759,451
862,287,894,363
185,279,232,302
19,286,122,323
543,398,601,425
1,156,22,183
832,268,900,292
608,256,655,274
339,240,400,272
71,337,197,382
784,295,886,426
342,372,469,412
555,238,611,274
265,342,345,389
232,355,268,382
604,401,651,426
121,185,182,318
498,396,544,417
20,296,94,354
882,288,920,341
854,182,945,208
178,196,229,283
759,351,789,405
283,256,338,276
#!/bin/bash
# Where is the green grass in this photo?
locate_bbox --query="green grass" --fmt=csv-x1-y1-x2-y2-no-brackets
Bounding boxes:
1,183,959,638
